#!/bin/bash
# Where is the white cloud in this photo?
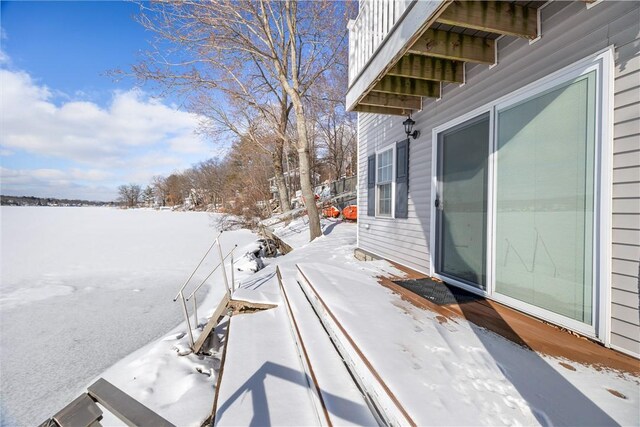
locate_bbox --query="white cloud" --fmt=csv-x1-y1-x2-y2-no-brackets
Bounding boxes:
0,69,211,166
0,167,116,201
0,65,219,200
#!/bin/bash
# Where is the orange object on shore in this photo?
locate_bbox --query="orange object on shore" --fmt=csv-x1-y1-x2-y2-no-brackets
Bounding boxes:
323,205,340,218
342,205,357,221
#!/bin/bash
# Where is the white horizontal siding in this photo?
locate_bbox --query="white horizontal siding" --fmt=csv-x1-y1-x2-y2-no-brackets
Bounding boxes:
611,6,640,356
612,273,638,293
357,1,640,355
357,109,432,274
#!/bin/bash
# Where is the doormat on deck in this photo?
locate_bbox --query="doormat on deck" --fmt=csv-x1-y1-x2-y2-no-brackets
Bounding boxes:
391,278,482,306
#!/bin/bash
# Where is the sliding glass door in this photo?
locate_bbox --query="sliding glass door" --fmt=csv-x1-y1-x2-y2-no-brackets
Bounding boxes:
494,72,596,324
433,64,599,330
436,113,489,290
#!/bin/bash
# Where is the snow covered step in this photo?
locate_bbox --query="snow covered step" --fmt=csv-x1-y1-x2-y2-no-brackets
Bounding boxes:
213,276,321,426
49,393,102,427
276,265,379,426
87,378,175,427
296,263,415,427
41,379,175,427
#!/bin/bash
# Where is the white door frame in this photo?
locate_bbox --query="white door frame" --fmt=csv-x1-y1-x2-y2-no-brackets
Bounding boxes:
429,48,613,343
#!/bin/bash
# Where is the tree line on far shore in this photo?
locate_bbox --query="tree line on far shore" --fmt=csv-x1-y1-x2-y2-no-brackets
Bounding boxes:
118,112,356,222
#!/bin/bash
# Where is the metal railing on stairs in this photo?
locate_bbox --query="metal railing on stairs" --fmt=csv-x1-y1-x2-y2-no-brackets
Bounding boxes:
173,231,237,350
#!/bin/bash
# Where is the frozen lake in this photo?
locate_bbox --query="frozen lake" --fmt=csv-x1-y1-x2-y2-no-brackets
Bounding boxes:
0,207,242,426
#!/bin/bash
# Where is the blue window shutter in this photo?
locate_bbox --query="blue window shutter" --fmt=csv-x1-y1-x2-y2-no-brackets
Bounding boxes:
395,139,409,218
367,154,376,216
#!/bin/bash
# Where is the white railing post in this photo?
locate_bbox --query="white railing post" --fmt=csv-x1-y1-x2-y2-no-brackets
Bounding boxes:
173,233,237,352
231,253,235,293
179,291,195,349
193,294,199,330
348,19,356,84
217,239,231,295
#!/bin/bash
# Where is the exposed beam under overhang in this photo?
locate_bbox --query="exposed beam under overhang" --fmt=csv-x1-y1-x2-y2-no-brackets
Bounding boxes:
352,104,412,116
360,92,423,110
387,54,464,84
436,1,538,39
407,28,495,65
348,1,541,115
372,76,441,98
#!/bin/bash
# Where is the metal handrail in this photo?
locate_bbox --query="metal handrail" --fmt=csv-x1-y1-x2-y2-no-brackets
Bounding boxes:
186,245,237,301
173,231,222,301
172,234,237,350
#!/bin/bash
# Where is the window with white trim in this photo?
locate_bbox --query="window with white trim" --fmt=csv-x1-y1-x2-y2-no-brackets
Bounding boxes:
376,148,393,216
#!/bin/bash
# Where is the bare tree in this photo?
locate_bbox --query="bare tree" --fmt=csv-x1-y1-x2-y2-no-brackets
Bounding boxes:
194,158,226,209
132,1,294,214
311,68,356,181
118,183,142,208
133,0,349,241
195,92,293,213
143,185,155,207
151,175,168,207
165,174,187,206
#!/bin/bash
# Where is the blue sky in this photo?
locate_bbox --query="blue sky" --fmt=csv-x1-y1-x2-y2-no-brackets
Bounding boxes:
1,1,222,201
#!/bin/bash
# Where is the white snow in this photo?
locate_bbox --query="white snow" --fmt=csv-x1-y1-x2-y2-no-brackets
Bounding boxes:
214,269,376,427
215,283,320,427
271,216,343,249
3,207,637,426
233,252,264,273
0,206,257,426
236,219,638,426
231,288,279,306
276,264,379,426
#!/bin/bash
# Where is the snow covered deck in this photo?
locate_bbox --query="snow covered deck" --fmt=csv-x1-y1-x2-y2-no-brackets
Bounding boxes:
296,262,639,426
214,267,377,426
215,220,638,426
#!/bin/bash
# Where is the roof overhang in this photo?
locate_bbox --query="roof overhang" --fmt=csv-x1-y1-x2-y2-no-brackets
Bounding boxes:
346,1,544,116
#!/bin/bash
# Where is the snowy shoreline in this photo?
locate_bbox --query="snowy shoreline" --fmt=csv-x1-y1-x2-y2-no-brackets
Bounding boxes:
0,207,256,426
3,209,637,426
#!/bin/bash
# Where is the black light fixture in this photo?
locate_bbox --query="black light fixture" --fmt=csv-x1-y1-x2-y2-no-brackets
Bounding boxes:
403,115,420,140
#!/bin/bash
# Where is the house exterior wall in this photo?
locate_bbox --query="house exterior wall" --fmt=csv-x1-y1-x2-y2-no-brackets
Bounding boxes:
356,1,640,356
611,4,640,356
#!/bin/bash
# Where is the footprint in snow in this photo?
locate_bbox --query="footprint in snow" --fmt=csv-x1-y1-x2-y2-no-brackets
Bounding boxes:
195,366,212,377
172,344,192,356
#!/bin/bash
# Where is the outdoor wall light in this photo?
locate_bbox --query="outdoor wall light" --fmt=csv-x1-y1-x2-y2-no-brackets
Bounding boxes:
403,115,420,140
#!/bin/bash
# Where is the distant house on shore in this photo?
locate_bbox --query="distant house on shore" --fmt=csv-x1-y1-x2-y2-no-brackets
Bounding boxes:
268,169,321,205
348,0,639,358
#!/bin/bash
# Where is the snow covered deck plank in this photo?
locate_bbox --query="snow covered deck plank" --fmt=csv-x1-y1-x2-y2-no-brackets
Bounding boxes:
296,262,640,426
380,274,640,375
276,265,379,426
50,393,102,427
87,378,175,427
213,276,321,427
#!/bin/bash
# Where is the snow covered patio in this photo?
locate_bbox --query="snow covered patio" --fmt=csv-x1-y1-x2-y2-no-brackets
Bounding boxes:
212,219,639,426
